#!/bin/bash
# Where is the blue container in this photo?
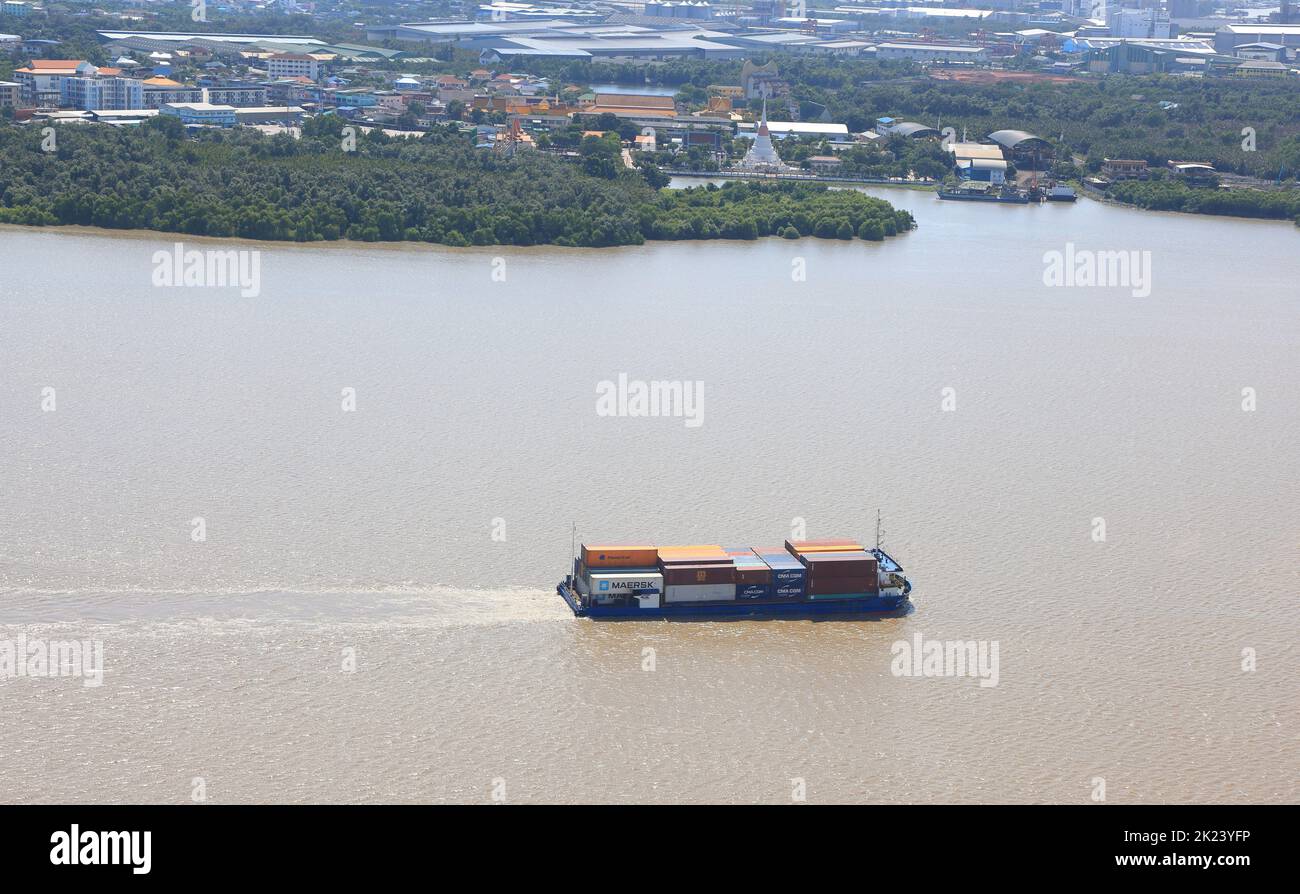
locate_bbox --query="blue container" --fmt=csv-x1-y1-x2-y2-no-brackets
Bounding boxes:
755,552,806,598
736,583,773,600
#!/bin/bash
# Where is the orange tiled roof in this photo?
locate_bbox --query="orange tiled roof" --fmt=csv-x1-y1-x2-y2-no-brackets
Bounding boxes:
26,59,89,70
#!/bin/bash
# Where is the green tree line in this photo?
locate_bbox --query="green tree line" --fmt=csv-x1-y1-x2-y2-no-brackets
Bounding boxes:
0,117,914,247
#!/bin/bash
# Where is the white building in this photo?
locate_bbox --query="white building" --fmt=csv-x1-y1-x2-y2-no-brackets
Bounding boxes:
206,85,269,107
160,102,238,126
141,77,203,109
873,43,988,64
61,75,144,111
13,60,98,106
266,53,320,82
1106,8,1172,40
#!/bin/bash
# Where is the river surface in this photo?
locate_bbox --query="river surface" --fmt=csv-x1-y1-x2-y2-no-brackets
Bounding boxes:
0,188,1296,803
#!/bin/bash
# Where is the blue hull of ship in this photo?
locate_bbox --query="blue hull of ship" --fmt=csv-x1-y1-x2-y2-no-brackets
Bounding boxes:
557,583,909,619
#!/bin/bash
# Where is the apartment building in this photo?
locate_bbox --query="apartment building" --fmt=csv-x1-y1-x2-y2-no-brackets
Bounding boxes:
265,53,320,82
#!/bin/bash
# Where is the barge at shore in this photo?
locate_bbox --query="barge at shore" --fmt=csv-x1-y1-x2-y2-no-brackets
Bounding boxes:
558,538,912,619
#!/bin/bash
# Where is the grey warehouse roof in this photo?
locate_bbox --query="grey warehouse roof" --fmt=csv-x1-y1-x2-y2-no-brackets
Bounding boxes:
987,129,1049,148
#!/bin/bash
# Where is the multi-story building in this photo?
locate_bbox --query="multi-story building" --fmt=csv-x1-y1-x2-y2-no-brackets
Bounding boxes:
1,0,32,17
13,60,98,106
61,73,144,111
205,84,268,107
142,77,203,108
0,80,19,108
265,53,320,82
1107,8,1173,39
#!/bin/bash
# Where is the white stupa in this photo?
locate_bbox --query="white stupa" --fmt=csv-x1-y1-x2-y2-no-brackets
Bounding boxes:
739,94,789,172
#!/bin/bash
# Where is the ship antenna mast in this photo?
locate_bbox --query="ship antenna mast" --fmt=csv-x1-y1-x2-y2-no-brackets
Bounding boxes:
875,509,883,551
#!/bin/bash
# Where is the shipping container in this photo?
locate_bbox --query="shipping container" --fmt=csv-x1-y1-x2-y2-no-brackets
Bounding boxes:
755,552,805,572
724,547,768,566
800,548,873,561
584,570,663,594
658,544,724,556
581,544,659,569
734,565,772,586
664,583,736,603
735,583,773,600
785,539,865,555
657,545,730,564
807,575,877,596
800,552,877,573
662,563,736,586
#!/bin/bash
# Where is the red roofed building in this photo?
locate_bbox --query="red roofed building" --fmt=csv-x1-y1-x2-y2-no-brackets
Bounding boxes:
13,59,95,105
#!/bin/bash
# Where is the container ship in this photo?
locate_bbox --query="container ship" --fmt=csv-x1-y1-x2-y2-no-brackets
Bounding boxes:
558,538,912,618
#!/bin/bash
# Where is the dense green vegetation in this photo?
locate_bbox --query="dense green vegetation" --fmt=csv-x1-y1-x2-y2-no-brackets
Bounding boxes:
509,57,1300,181
0,118,914,246
798,74,1300,181
1108,179,1300,224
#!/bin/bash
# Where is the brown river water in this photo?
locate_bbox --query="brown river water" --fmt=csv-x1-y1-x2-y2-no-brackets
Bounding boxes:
0,187,1296,803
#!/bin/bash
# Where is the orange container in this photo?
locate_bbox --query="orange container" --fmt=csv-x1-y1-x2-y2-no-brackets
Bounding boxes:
657,545,729,563
581,544,659,568
657,544,724,556
785,539,864,555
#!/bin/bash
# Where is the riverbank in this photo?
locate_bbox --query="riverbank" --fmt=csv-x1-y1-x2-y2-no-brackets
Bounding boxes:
0,122,914,248
664,169,938,190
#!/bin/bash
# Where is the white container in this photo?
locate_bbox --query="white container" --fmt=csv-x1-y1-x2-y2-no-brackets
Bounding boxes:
586,571,663,604
664,583,735,603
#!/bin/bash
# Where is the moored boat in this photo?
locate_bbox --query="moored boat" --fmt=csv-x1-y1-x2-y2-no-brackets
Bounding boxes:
937,183,1031,204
